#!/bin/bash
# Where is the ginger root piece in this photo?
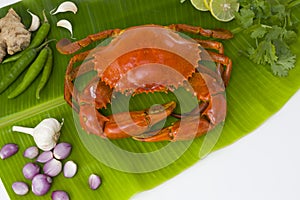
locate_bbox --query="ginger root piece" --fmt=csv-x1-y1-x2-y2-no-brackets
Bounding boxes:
0,8,31,63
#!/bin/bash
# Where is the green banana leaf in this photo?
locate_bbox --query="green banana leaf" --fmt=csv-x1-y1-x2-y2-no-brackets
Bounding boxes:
1,0,300,199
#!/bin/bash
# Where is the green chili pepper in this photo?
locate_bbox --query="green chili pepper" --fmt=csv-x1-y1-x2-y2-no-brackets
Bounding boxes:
0,49,39,94
2,11,51,64
36,47,53,99
8,47,49,99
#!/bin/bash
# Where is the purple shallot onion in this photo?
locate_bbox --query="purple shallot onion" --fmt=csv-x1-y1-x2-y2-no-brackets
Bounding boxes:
31,174,52,196
23,146,39,159
43,158,62,177
22,162,40,180
0,143,18,159
88,174,101,190
12,182,29,196
51,190,70,200
36,151,53,163
53,142,72,160
63,160,77,178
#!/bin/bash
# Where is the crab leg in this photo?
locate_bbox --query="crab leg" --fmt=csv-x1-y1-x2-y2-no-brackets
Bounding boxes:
56,29,122,54
207,51,232,87
64,50,92,111
103,101,176,139
168,24,233,40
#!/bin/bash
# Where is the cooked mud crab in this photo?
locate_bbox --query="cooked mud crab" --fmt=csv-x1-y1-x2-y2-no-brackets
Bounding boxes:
56,24,233,142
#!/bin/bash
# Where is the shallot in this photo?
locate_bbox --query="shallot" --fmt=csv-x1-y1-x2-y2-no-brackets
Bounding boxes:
0,143,18,159
36,151,53,163
22,162,40,180
43,158,62,177
53,142,72,160
51,190,70,200
23,146,39,159
88,174,101,190
31,174,52,196
63,160,77,178
12,182,29,196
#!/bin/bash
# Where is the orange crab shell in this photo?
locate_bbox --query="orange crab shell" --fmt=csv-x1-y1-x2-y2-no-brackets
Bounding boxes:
91,25,202,93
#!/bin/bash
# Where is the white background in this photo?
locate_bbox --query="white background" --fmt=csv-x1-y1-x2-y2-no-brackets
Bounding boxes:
1,1,300,199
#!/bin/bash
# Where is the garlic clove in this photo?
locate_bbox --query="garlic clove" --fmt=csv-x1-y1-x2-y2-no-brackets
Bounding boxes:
27,9,40,32
51,190,70,200
88,174,101,190
36,151,53,163
23,146,39,159
43,158,62,177
63,160,77,178
53,142,72,160
22,162,40,180
57,19,75,39
31,174,52,196
50,1,78,15
12,182,29,196
0,143,19,160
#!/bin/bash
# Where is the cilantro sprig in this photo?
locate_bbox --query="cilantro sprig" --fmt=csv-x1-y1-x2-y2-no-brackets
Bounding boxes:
234,0,300,76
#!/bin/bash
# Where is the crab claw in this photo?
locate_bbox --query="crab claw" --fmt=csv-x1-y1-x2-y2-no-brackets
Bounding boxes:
134,116,211,142
104,101,177,139
79,104,109,137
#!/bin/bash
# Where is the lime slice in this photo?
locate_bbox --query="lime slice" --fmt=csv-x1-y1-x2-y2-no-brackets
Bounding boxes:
190,0,209,11
203,0,211,10
209,0,239,22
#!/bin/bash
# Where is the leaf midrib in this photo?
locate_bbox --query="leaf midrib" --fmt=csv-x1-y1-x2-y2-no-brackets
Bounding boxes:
0,96,66,128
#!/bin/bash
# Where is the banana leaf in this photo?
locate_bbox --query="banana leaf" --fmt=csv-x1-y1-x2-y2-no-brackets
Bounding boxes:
0,0,300,199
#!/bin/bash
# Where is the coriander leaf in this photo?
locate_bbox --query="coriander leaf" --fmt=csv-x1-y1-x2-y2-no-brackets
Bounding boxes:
271,54,296,76
235,8,255,28
249,41,278,65
283,30,297,44
265,26,283,41
250,25,267,39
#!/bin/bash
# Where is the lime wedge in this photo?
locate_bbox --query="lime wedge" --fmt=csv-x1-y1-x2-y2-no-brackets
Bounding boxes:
203,0,211,10
190,0,209,11
209,0,239,22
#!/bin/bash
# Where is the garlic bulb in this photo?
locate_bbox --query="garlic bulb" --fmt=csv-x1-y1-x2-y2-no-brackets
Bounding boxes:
12,118,64,151
50,1,78,15
57,19,75,39
27,9,40,32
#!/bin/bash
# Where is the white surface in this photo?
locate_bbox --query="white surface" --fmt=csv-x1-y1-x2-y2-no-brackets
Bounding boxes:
1,1,300,199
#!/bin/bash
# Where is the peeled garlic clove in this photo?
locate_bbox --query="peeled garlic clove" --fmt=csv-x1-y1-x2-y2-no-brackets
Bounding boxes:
88,174,101,190
53,142,72,160
0,143,18,160
50,1,78,15
36,151,53,163
32,174,52,196
23,146,39,159
12,182,29,196
43,158,62,177
57,19,74,39
63,160,77,178
23,162,40,180
27,9,40,32
51,190,70,200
